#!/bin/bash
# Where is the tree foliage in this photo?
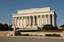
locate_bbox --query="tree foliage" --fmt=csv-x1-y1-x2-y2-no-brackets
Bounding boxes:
0,24,13,31
42,24,58,30
60,24,64,29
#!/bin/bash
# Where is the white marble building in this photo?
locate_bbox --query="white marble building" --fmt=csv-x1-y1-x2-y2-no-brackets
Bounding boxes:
12,7,56,31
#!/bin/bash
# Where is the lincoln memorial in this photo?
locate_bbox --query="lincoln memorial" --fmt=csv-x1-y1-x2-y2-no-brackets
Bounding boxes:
12,7,56,31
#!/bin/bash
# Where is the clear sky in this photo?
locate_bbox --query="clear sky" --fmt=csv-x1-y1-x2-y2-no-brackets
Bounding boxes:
0,0,64,27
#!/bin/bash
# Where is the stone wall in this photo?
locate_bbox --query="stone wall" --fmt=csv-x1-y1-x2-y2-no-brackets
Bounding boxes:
0,31,14,37
21,31,64,38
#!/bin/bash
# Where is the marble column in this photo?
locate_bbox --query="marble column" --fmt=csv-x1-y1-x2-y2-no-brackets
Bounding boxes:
48,15,51,24
20,17,22,27
35,16,37,26
28,16,29,26
29,16,31,26
25,16,27,26
46,15,48,24
42,15,44,26
33,16,35,26
34,16,36,26
19,17,20,26
30,16,32,26
52,14,55,26
17,17,20,27
26,16,28,26
22,16,23,28
36,16,38,26
43,15,45,25
16,17,18,26
40,15,42,27
17,17,19,26
44,15,46,25
23,16,26,27
37,15,40,26
27,16,29,26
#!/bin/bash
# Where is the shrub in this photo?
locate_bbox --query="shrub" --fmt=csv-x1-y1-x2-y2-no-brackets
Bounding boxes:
45,34,61,37
45,34,51,36
52,34,61,37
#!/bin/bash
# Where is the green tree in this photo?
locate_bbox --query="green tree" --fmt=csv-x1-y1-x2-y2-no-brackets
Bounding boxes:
42,24,58,30
0,24,3,31
3,24,9,30
60,24,64,29
0,24,9,31
0,23,13,31
8,24,13,31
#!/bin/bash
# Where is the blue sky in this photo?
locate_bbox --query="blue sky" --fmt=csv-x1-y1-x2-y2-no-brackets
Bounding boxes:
0,0,64,26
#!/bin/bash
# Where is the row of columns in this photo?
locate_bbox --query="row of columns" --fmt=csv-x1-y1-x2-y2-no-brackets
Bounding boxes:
12,14,54,28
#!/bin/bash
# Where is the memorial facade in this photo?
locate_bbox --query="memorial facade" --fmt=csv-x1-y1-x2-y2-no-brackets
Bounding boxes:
12,7,56,30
